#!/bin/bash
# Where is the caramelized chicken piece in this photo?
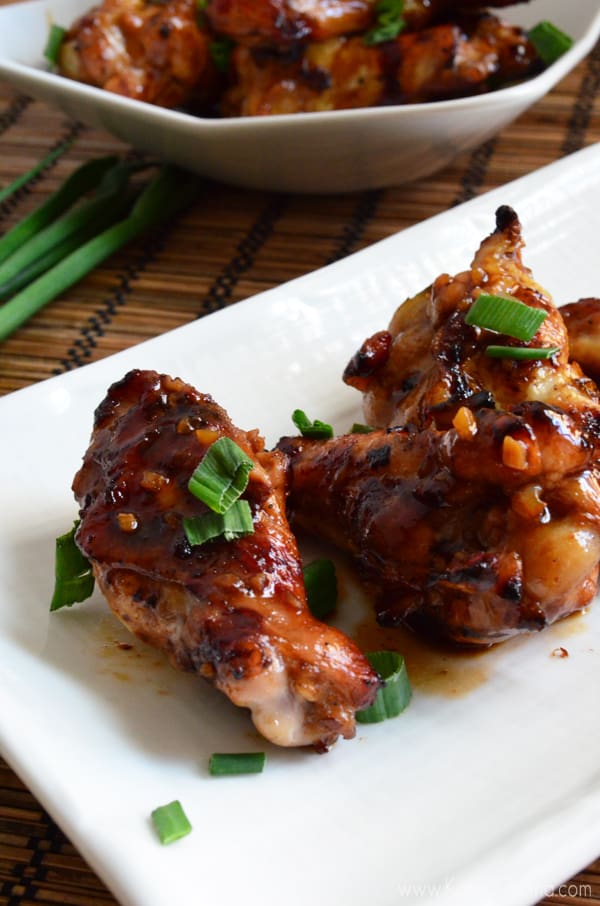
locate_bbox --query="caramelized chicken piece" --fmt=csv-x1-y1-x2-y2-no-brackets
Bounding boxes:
222,37,383,114
222,13,540,115
279,409,600,645
344,207,600,430
58,0,219,109
206,0,374,46
562,298,600,387
73,370,378,749
57,0,542,114
280,209,600,646
206,0,531,47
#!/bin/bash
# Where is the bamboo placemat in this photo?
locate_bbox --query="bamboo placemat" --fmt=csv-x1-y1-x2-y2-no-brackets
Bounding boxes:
1,21,600,906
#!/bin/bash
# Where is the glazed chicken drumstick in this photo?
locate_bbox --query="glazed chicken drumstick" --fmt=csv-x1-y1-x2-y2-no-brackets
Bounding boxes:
73,369,378,749
280,208,600,646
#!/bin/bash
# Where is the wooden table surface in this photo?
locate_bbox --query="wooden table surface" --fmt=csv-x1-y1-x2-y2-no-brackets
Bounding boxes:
1,6,600,905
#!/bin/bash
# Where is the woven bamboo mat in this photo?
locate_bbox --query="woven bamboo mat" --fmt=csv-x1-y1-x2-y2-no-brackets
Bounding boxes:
1,22,600,906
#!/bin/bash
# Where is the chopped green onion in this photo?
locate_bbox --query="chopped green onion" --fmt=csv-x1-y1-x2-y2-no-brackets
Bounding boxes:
50,521,95,612
351,422,375,434
44,24,66,67
364,0,405,45
0,165,200,342
485,345,560,361
292,409,334,440
209,753,266,775
196,0,208,26
187,436,254,514
0,156,118,267
151,800,192,844
209,38,235,72
303,558,337,620
465,293,547,341
183,499,254,546
356,651,411,724
529,21,574,65
364,20,404,44
0,141,73,206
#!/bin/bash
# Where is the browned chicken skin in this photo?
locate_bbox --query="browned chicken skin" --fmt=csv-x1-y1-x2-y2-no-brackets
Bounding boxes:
222,13,540,114
58,0,220,109
344,207,600,430
73,369,378,749
562,298,600,387
206,0,531,47
206,0,374,46
280,410,600,645
280,209,600,646
56,0,544,115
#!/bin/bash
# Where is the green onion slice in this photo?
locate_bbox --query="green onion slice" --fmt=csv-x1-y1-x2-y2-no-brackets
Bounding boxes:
303,558,337,620
292,409,334,440
151,800,192,844
351,422,375,434
188,436,254,514
50,521,95,612
465,293,547,341
196,0,208,25
356,651,412,724
183,499,254,546
44,24,66,66
209,753,266,776
485,345,560,361
529,21,574,65
209,38,235,72
364,0,405,44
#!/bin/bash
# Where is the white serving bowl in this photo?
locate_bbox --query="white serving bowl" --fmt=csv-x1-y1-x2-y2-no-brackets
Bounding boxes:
0,0,599,193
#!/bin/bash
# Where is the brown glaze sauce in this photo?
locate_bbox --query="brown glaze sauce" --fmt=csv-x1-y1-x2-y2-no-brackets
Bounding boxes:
327,553,491,697
352,618,490,697
91,550,590,702
96,615,170,693
547,609,588,638
336,553,590,697
322,538,493,698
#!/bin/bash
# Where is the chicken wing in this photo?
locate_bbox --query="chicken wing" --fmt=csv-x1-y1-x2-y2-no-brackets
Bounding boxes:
58,0,220,109
344,207,600,431
221,13,540,115
280,410,600,646
280,209,600,646
72,369,378,749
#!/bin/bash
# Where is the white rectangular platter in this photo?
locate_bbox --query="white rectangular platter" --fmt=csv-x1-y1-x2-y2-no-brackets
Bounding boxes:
2,143,600,906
